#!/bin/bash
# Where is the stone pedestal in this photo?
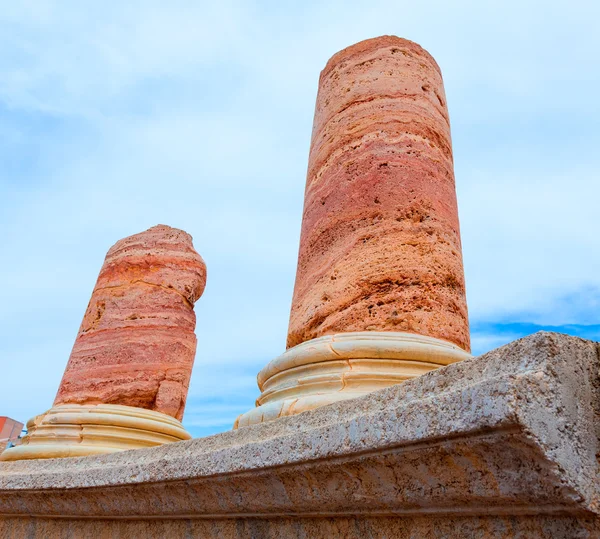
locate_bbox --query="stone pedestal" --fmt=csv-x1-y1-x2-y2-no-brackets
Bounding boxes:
1,405,191,460
1,225,206,461
235,331,470,428
1,333,599,537
237,36,471,427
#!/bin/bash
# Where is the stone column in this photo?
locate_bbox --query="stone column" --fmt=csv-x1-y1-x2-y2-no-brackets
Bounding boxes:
2,225,206,460
235,36,470,428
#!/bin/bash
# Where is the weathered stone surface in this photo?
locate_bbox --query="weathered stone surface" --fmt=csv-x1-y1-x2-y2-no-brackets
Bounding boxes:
288,35,469,352
1,516,598,538
54,225,206,421
1,333,599,537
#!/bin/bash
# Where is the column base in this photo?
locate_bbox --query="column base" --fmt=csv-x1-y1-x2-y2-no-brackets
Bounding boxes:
0,403,191,461
234,331,471,429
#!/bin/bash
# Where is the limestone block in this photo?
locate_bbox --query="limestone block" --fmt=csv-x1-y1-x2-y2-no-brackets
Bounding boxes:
1,332,599,538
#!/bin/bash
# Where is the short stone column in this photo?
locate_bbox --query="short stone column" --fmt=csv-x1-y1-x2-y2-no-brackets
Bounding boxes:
236,36,470,428
2,225,206,460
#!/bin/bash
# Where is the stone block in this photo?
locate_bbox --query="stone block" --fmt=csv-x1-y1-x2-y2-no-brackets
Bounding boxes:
1,332,598,537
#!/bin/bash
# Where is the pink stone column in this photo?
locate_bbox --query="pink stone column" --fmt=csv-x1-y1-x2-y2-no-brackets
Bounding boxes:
287,36,470,352
234,36,472,429
2,225,207,460
54,225,207,421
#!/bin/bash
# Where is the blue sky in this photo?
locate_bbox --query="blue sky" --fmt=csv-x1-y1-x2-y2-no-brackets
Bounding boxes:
1,1,599,438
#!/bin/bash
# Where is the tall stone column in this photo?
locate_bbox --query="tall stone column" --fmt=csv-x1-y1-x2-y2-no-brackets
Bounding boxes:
236,36,471,428
2,225,206,460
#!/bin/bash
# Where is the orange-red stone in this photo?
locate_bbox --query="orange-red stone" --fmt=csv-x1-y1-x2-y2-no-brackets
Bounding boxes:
54,225,207,421
287,36,470,352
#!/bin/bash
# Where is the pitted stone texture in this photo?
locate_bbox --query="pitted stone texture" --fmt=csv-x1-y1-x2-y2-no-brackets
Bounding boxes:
1,333,599,535
288,35,469,351
54,225,206,421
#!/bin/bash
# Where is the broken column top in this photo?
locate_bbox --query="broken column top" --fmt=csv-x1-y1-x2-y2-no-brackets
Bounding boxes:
53,224,207,421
